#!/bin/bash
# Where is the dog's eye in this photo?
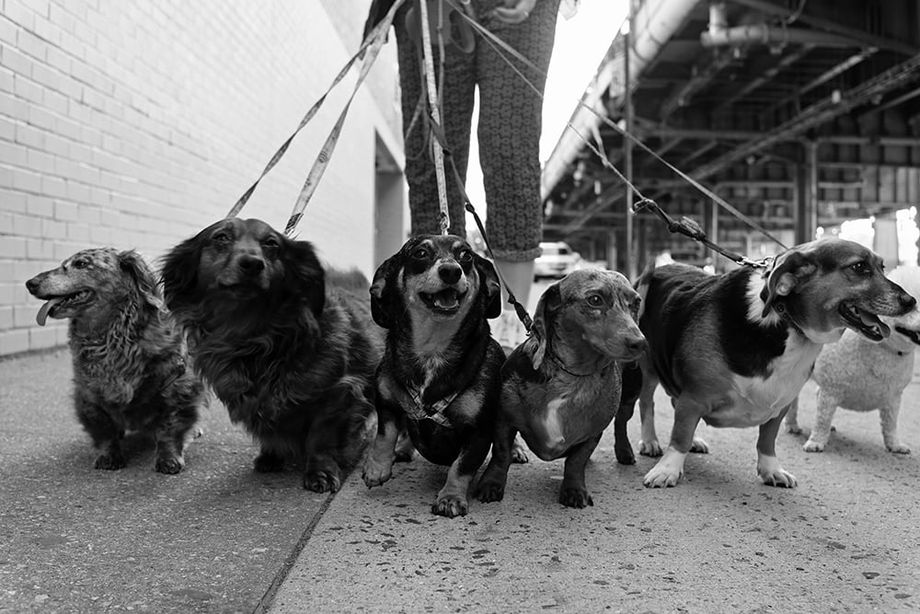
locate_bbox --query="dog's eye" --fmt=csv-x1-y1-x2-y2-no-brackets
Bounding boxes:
71,259,89,269
586,294,604,308
412,247,430,260
850,261,872,276
263,237,280,250
457,249,473,264
212,232,231,245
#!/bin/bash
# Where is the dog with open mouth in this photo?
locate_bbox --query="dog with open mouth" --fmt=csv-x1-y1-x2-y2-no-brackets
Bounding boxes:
26,248,203,473
623,237,915,488
362,234,504,517
786,264,920,454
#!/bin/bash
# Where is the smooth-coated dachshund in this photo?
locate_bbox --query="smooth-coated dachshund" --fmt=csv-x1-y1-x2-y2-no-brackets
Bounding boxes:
362,234,504,517
626,237,915,488
476,268,647,508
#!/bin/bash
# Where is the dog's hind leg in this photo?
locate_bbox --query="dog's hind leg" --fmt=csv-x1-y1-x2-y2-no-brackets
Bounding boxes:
154,398,200,475
510,436,530,464
393,426,416,462
614,361,641,465
880,400,910,454
803,388,838,453
432,432,491,518
784,397,803,434
637,358,662,457
643,398,702,488
475,418,518,503
559,433,602,508
154,425,186,475
757,408,797,487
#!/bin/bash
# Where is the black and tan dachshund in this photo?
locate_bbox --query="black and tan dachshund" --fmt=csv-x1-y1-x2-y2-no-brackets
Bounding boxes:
362,234,504,518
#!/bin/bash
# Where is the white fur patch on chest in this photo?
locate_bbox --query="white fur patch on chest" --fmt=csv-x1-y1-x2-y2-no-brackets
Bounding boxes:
541,397,567,451
722,335,822,426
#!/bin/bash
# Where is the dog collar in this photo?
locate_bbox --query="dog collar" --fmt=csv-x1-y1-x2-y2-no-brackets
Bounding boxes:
404,383,456,428
773,302,805,337
550,353,614,378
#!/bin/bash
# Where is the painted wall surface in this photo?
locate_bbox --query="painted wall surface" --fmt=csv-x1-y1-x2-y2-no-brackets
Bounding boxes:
0,0,406,356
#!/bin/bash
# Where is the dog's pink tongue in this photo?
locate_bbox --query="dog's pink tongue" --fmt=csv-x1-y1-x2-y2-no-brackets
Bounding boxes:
36,298,63,326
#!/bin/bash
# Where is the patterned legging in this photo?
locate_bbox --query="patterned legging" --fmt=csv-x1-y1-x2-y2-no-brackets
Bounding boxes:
394,0,561,261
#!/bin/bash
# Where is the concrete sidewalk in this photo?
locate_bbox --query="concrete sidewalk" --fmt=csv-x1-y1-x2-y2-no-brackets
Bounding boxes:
0,350,333,613
2,347,919,613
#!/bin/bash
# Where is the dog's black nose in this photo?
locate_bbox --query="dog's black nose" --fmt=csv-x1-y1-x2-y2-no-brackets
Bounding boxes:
25,277,39,293
901,293,917,310
625,336,648,355
238,255,265,276
438,263,462,285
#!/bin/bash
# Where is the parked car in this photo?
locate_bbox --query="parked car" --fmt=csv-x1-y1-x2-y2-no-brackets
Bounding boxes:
534,241,582,280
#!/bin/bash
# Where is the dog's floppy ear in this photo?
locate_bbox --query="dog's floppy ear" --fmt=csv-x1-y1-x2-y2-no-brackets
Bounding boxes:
760,248,817,317
526,282,562,370
474,253,502,319
370,253,402,329
119,250,165,311
284,239,326,315
161,233,204,308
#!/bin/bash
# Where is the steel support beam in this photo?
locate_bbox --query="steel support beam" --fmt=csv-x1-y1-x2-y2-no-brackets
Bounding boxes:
690,52,920,182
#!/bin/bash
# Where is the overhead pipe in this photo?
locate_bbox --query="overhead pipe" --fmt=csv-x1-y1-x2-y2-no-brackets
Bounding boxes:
702,1,866,49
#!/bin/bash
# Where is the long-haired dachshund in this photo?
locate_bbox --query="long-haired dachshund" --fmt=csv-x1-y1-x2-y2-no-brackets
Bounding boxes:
362,234,504,517
625,237,915,488
26,248,203,473
161,217,383,492
476,268,647,508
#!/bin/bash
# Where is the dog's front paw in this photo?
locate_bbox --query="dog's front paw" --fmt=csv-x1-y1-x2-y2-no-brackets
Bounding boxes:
155,455,185,475
253,451,285,472
432,494,468,518
785,420,802,434
303,469,342,493
802,439,825,453
559,486,593,508
638,439,663,457
886,442,911,454
362,457,393,488
757,455,797,488
94,453,126,471
643,450,684,488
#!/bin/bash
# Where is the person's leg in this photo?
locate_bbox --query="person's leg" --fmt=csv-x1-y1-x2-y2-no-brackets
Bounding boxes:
394,5,477,237
475,0,561,346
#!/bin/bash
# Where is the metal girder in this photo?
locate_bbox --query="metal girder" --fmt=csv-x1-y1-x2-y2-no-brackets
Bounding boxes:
760,47,878,122
713,45,814,112
660,49,737,121
689,51,920,181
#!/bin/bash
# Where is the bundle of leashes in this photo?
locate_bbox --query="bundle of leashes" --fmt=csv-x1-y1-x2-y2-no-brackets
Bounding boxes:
228,0,788,332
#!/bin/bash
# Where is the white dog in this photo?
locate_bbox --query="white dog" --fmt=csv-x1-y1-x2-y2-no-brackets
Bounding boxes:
786,265,920,453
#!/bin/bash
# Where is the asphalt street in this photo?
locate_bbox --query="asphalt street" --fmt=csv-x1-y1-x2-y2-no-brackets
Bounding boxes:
2,280,919,613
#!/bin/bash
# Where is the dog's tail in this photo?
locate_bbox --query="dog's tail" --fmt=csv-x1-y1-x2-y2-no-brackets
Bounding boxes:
633,259,658,288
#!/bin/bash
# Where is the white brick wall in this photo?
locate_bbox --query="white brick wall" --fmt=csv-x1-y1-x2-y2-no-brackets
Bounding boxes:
0,0,407,357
